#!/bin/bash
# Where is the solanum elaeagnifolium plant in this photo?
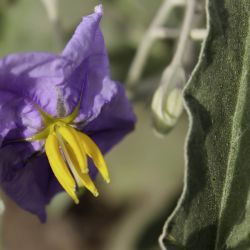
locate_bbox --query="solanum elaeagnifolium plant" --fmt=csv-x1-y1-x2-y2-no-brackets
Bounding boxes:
160,0,250,249
0,5,135,222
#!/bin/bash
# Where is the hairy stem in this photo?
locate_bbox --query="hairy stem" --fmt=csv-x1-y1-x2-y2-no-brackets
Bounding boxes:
171,0,196,68
126,0,186,89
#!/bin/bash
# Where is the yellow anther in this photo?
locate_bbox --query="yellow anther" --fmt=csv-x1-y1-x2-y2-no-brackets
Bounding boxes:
77,132,110,183
58,126,88,174
27,99,111,202
64,141,99,197
45,133,79,204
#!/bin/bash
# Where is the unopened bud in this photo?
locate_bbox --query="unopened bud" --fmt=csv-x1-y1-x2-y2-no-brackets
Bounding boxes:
151,66,185,136
166,88,183,118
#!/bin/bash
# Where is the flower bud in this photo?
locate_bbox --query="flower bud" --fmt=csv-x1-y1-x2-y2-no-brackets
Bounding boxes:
151,66,185,136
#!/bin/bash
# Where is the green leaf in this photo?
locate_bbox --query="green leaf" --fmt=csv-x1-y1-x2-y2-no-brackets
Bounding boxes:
160,0,250,249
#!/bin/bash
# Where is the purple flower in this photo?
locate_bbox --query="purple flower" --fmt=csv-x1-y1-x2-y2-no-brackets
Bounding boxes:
0,5,135,221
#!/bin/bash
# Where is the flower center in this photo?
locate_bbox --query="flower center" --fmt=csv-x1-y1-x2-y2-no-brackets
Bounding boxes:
26,103,110,203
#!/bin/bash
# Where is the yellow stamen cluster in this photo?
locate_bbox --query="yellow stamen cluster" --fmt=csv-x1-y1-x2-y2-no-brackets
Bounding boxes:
26,104,110,203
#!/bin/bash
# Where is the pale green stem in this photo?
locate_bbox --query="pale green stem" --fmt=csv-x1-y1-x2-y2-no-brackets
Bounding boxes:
40,0,64,50
170,0,196,68
126,0,186,89
159,0,196,96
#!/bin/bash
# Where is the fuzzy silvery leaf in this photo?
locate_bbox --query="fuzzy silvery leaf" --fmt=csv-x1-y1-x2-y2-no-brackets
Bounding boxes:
160,0,250,249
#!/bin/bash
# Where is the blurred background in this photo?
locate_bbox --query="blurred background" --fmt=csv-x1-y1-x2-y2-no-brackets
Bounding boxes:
0,0,205,249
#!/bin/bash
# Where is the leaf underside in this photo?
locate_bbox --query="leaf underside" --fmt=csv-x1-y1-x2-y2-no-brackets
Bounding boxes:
161,0,250,249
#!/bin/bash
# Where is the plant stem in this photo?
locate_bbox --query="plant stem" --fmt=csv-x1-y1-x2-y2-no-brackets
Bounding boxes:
158,0,196,96
40,0,64,50
126,0,186,89
170,0,196,68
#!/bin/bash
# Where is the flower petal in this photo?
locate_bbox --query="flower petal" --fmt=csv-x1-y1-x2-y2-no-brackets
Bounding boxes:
61,5,115,124
0,52,67,147
0,143,61,222
83,83,136,155
62,5,103,69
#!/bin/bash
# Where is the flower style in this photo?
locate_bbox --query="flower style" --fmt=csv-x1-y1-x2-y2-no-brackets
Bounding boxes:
0,5,135,221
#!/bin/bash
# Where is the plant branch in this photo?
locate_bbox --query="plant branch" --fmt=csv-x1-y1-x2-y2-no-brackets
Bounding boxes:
126,0,186,89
